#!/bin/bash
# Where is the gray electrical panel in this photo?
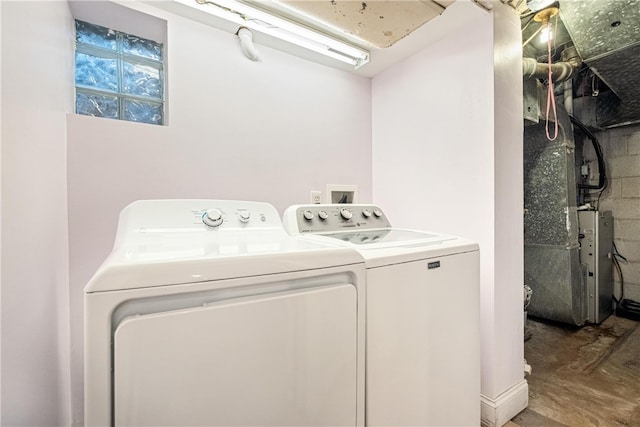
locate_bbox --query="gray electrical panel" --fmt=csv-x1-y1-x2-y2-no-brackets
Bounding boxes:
578,211,614,324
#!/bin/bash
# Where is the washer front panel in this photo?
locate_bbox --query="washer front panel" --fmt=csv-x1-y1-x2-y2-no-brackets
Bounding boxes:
114,284,358,426
366,251,481,426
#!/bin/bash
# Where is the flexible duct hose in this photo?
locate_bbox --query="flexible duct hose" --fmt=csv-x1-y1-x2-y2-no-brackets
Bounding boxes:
237,27,259,62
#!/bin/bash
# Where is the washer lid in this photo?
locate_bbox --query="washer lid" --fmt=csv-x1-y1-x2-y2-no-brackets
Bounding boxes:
282,203,479,266
86,234,364,293
311,228,477,265
317,228,454,247
85,199,364,293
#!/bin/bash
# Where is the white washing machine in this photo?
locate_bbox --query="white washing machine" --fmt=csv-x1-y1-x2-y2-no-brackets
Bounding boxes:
84,199,366,427
283,204,481,427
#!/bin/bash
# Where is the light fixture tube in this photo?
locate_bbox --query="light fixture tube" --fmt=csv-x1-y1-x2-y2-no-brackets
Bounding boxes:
539,26,553,42
176,0,370,68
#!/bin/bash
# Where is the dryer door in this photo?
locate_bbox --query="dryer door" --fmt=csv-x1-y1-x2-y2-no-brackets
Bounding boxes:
114,283,358,426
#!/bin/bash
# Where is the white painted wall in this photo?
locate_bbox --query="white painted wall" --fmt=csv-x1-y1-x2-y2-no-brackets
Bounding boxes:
1,0,526,425
1,1,74,426
0,1,3,419
490,1,526,411
372,1,495,249
66,2,372,423
372,2,525,424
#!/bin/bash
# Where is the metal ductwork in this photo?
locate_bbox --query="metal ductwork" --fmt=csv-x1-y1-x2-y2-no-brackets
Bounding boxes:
521,0,640,129
561,0,640,129
523,80,585,326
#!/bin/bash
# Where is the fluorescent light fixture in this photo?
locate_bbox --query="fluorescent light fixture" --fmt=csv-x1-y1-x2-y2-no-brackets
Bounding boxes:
266,1,372,47
177,0,370,68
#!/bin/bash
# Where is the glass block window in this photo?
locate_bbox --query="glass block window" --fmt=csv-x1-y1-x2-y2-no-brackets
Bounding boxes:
75,20,164,125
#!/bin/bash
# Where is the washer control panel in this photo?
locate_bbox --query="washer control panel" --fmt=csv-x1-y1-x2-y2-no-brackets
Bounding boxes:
202,208,224,227
196,204,268,229
285,204,392,234
198,207,258,228
115,200,282,235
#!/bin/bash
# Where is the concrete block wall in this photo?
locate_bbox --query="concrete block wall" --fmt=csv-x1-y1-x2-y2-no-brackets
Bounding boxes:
587,125,640,302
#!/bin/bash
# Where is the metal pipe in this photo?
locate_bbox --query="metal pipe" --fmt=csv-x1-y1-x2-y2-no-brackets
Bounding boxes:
563,79,573,115
522,57,575,83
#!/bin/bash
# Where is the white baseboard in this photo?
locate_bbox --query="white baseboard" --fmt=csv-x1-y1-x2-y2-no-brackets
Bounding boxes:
480,379,528,427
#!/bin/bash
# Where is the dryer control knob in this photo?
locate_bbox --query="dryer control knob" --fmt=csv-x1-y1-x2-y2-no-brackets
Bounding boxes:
303,210,315,221
362,209,372,218
202,208,223,227
373,209,383,218
238,211,251,223
318,210,329,220
340,208,353,220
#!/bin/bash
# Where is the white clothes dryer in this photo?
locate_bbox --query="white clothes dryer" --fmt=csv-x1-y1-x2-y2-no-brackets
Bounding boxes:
283,204,481,427
84,200,366,427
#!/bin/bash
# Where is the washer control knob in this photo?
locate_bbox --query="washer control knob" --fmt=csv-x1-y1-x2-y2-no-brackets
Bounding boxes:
202,209,223,227
340,208,353,220
303,210,315,221
373,209,383,218
362,209,372,218
318,210,329,220
238,211,251,223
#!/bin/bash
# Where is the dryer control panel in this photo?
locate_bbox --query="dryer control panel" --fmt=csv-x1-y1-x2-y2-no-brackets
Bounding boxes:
283,204,392,234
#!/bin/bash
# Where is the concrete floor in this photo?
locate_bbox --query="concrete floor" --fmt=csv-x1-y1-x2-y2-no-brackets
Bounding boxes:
511,315,640,426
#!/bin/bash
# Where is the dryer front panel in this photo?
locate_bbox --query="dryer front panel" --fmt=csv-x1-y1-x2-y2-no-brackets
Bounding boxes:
114,284,358,426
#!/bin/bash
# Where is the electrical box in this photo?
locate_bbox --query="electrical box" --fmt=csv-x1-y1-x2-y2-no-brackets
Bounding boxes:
326,184,358,204
523,78,541,125
578,210,614,323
